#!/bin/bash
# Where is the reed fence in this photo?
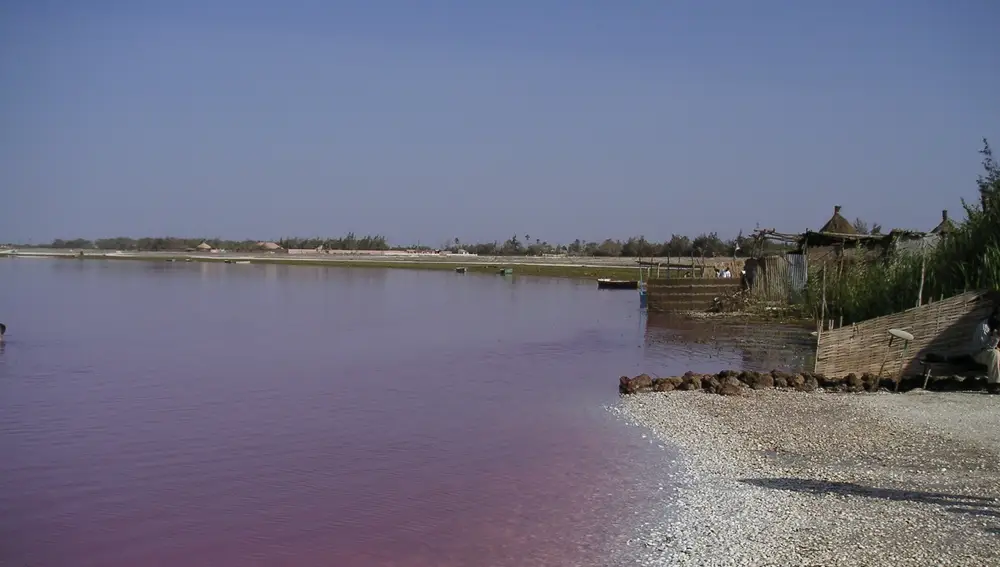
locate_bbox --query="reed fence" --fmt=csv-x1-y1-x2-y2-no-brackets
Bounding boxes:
814,289,999,377
748,254,807,302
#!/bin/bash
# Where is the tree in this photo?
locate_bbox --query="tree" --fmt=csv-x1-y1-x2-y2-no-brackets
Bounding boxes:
594,239,622,257
852,218,869,234
978,138,1000,205
501,234,523,255
692,232,727,256
852,218,882,235
660,234,692,257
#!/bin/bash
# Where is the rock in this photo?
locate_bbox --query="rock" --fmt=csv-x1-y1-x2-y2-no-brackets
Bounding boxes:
771,370,794,383
620,374,653,394
719,382,747,396
846,373,865,393
818,373,844,389
682,374,703,390
861,373,881,392
749,372,774,390
796,375,819,392
619,368,994,396
652,378,676,392
788,374,805,389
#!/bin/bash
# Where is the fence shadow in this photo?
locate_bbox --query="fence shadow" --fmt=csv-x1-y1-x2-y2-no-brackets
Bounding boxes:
740,477,1000,531
740,477,997,507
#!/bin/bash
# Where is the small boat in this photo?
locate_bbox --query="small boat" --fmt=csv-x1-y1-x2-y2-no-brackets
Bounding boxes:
234,260,251,265
498,268,513,276
455,267,467,273
597,278,639,290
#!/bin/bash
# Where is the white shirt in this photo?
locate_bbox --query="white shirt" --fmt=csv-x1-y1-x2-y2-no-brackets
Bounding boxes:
972,320,1000,351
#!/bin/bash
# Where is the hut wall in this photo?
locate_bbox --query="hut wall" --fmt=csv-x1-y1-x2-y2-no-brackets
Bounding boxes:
805,244,877,264
894,235,939,255
748,254,807,302
814,290,998,377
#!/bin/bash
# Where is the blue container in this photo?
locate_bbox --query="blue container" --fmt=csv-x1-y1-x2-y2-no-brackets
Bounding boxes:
638,289,648,309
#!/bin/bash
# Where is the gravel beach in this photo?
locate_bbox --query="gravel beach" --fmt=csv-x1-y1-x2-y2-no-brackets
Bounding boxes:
614,390,1000,566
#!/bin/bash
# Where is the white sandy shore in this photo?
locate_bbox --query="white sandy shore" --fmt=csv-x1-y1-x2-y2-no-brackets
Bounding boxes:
613,390,1000,566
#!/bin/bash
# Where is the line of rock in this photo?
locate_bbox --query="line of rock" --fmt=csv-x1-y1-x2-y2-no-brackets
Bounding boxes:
618,369,994,396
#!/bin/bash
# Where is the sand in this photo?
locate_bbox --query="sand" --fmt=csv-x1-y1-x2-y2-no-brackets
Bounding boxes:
613,390,1000,566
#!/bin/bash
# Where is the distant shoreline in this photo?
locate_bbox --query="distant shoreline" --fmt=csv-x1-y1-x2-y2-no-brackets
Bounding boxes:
2,249,742,281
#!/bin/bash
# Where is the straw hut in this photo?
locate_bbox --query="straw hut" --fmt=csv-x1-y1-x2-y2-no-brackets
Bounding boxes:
799,205,862,264
930,209,956,235
196,242,212,251
259,241,285,252
818,205,857,235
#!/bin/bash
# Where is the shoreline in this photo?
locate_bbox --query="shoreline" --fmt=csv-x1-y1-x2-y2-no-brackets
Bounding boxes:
2,249,744,280
614,390,1000,566
2,250,665,280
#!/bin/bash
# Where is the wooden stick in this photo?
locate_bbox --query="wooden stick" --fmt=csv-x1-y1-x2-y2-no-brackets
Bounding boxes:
917,239,927,307
821,265,827,325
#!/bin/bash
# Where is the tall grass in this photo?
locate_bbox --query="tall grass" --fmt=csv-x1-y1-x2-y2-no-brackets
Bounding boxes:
804,139,1000,324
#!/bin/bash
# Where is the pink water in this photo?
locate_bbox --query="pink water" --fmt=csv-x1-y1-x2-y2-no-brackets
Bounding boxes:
0,260,811,566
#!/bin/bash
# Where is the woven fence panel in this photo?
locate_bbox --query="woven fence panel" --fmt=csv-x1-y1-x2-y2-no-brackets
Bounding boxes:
749,254,807,302
814,290,998,377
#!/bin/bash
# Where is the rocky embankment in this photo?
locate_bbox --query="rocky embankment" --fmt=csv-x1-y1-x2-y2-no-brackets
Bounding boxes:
619,369,996,396
614,389,1000,566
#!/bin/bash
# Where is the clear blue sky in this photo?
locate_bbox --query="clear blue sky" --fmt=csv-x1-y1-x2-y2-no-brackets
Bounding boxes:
2,1,998,245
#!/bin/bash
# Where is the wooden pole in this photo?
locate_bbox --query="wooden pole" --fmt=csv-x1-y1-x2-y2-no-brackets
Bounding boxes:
820,265,827,331
916,239,927,307
837,243,845,326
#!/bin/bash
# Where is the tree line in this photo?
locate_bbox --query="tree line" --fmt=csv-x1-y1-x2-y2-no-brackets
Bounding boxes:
34,231,798,258
41,235,390,252
453,232,759,257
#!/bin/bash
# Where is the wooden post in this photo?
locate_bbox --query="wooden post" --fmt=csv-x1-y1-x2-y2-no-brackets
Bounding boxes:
916,239,927,308
820,265,827,330
837,243,845,328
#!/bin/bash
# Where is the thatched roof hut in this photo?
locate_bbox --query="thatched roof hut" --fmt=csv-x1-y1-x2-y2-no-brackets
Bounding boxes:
818,205,856,234
931,209,956,235
260,241,283,251
196,242,212,251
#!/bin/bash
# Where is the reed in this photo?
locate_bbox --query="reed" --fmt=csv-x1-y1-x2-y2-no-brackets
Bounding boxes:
805,140,1000,325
